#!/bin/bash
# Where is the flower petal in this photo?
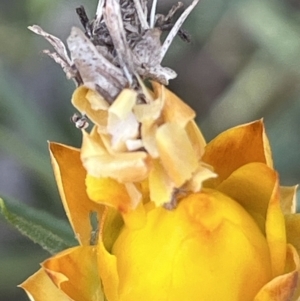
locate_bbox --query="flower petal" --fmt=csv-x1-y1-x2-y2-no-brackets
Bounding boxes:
184,163,218,193
19,269,72,301
253,244,299,301
97,241,119,301
107,111,139,151
202,120,273,187
72,86,109,128
81,129,150,182
185,120,206,159
108,89,137,119
42,246,104,301
265,178,287,278
148,159,175,206
133,97,164,123
112,190,272,301
285,213,300,257
49,142,104,245
156,122,199,187
219,163,287,278
107,89,139,151
151,81,196,127
217,162,278,233
86,175,133,212
141,120,159,157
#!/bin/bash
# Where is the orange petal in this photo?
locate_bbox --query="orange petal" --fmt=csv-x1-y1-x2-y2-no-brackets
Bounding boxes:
19,269,72,301
156,122,199,187
87,176,146,229
97,241,119,301
280,186,298,214
285,214,300,257
202,120,273,187
49,142,104,245
217,162,278,233
42,246,104,301
151,81,196,127
254,244,299,301
265,179,287,278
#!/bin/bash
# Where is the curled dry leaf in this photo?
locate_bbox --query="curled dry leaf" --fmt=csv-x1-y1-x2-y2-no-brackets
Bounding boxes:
29,0,199,98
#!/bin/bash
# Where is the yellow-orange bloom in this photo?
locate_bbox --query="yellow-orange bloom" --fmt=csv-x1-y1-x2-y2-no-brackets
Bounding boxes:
113,190,273,301
20,83,300,301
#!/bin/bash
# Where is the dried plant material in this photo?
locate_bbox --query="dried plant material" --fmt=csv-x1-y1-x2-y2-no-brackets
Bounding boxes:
160,0,199,61
132,29,177,85
42,50,75,80
67,27,126,102
28,25,80,83
29,0,199,100
149,0,158,28
28,25,71,65
104,0,135,81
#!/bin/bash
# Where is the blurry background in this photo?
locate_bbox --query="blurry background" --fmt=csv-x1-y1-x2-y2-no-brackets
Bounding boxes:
0,0,300,300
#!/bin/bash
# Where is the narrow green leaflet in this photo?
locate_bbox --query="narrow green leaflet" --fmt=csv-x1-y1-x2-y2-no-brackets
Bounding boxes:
0,197,77,254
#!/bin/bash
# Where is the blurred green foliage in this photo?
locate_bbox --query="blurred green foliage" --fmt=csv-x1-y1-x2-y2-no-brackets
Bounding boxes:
0,0,300,300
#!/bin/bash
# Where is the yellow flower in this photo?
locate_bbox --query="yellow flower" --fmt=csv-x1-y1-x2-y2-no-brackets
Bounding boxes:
20,83,300,301
23,0,300,300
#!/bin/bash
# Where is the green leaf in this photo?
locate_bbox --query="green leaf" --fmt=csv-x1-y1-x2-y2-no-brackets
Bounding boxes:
0,197,77,254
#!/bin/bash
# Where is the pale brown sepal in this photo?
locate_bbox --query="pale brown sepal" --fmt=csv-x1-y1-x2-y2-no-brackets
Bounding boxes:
280,185,298,214
253,244,299,301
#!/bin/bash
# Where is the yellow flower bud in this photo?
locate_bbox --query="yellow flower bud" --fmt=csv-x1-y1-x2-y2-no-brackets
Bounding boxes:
112,190,272,301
